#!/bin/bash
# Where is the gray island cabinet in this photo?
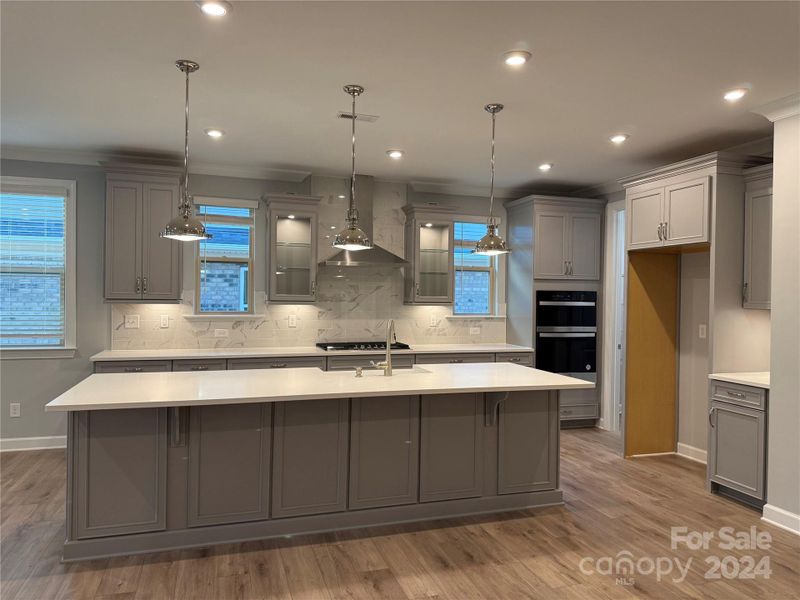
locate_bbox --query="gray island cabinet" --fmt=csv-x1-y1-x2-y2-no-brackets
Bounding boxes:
48,363,591,561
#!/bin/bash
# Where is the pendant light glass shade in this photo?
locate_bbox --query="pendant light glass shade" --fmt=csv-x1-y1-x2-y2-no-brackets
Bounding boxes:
332,84,372,251
161,59,211,242
473,103,510,256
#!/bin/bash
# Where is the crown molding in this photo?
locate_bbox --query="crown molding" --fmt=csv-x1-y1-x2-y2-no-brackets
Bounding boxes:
570,180,624,199
0,145,311,183
752,93,800,123
618,151,770,188
408,180,518,199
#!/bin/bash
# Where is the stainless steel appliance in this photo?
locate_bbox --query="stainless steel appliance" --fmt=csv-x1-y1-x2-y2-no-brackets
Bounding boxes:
535,290,597,381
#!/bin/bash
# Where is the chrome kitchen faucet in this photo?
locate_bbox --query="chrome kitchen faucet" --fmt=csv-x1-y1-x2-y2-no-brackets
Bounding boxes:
370,319,395,376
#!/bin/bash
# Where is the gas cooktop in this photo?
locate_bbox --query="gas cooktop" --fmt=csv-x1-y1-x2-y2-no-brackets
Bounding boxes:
315,341,411,352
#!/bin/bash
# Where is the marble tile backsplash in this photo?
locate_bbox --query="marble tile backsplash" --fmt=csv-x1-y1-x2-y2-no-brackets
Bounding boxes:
110,268,506,350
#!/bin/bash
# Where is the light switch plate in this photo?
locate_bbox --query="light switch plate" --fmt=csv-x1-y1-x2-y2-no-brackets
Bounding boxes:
160,315,169,329
124,315,140,329
214,329,229,338
699,324,707,339
288,315,297,328
469,326,481,336
9,403,20,418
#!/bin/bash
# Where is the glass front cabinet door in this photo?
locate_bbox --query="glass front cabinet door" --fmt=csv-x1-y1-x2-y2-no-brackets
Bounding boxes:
403,206,456,304
266,195,321,303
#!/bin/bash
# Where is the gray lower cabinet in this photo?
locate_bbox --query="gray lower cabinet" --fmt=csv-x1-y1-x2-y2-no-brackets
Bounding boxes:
349,396,419,509
227,357,326,370
419,393,484,502
187,404,272,527
495,352,534,366
708,399,766,501
498,392,558,494
73,409,167,539
415,353,494,365
94,360,172,373
173,359,227,372
327,354,415,371
272,398,349,517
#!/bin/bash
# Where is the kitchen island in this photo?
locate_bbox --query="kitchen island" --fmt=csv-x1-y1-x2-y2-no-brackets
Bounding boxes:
47,363,592,561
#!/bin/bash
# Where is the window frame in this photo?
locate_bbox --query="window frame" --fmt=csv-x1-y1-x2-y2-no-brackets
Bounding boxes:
453,217,498,316
193,197,257,315
0,176,77,359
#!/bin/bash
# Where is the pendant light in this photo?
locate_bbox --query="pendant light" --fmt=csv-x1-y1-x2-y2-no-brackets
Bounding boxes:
332,85,372,251
161,59,211,242
473,103,511,256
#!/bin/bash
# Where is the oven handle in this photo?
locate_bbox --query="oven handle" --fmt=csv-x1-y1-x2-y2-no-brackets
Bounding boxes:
538,332,596,338
538,301,596,307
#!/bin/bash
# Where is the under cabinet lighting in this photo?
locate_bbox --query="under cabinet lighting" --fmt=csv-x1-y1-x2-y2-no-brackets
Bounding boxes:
287,214,295,219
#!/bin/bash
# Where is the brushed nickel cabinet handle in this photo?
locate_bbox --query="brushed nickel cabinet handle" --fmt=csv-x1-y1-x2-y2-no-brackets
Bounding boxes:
311,280,317,296
136,276,142,293
742,282,749,303
270,363,287,368
450,359,463,363
415,282,420,296
190,366,209,371
726,390,746,399
663,221,668,240
124,367,143,373
709,407,716,427
142,277,148,293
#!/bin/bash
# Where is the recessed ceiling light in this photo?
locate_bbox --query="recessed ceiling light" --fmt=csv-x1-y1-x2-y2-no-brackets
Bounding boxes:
196,0,231,17
610,133,629,144
386,149,404,160
287,214,295,219
538,163,553,172
723,88,748,102
337,194,346,199
330,225,337,230
204,128,225,139
503,50,532,67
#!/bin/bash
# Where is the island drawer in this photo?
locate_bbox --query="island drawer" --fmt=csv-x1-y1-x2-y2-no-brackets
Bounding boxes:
415,353,495,365
227,357,326,370
559,404,598,420
327,354,415,371
711,381,766,410
94,360,172,374
495,352,534,366
173,359,227,372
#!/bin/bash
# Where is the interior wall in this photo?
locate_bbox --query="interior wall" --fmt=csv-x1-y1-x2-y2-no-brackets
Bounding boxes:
0,159,109,443
600,199,625,432
678,252,710,458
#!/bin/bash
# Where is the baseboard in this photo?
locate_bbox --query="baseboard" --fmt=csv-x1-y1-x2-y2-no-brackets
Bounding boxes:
0,435,66,452
677,442,707,465
762,504,800,536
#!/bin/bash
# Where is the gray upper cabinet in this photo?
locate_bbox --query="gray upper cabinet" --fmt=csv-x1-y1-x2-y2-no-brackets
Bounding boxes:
419,393,484,502
497,392,558,494
104,167,182,301
349,396,419,509
73,408,167,539
534,204,602,279
403,205,456,304
271,398,349,518
187,404,272,527
626,175,710,250
743,165,772,310
266,195,321,303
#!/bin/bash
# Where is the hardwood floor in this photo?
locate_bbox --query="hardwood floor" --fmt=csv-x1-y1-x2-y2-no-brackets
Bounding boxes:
2,428,798,599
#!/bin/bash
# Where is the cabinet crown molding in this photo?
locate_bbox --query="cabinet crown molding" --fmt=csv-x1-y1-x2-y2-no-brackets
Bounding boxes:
618,152,771,189
751,93,800,123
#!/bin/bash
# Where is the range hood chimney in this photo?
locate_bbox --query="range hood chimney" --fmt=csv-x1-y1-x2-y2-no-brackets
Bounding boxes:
320,175,409,268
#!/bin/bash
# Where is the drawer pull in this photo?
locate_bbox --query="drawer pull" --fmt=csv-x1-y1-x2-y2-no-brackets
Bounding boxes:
726,390,746,399
561,409,573,415
190,366,209,371
450,359,463,363
271,363,288,368
510,357,521,362
124,367,143,373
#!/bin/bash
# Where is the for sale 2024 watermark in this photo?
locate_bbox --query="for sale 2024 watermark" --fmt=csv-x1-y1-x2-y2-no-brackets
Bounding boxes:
578,526,772,586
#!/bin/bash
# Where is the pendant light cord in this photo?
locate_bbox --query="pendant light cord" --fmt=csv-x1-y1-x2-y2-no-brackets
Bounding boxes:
350,92,356,217
488,111,496,224
182,67,191,215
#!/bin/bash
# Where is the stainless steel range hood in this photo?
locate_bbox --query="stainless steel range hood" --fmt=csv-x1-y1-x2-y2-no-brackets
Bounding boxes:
320,175,409,268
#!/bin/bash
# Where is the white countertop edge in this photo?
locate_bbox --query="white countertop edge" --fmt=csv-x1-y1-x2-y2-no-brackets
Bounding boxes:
708,372,770,389
90,344,534,362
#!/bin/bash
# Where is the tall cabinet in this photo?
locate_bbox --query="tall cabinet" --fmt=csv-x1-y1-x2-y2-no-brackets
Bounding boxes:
742,165,772,310
104,165,182,301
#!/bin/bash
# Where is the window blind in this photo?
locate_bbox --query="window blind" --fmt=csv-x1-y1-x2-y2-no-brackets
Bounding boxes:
0,193,67,346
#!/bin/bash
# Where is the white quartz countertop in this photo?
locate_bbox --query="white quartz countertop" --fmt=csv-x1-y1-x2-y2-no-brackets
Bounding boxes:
46,363,590,412
709,372,770,389
90,344,534,362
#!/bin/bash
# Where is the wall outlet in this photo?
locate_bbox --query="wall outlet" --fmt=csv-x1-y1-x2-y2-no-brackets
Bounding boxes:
160,315,170,329
698,324,707,339
124,315,140,329
9,403,20,418
469,326,481,336
288,315,297,328
430,315,438,328
214,329,229,338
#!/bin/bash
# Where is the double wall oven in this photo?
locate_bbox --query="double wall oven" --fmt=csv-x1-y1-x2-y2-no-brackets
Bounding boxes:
535,290,596,383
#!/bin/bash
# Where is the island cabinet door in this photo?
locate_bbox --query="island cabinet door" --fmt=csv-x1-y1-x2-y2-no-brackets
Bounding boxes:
349,396,420,510
419,393,484,502
272,399,349,518
73,409,167,539
497,392,558,495
187,404,272,527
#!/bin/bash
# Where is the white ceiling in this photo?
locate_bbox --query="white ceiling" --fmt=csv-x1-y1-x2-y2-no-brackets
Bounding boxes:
2,1,798,194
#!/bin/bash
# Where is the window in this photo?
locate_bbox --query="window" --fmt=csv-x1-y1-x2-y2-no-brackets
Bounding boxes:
0,177,76,353
195,199,257,313
453,221,495,315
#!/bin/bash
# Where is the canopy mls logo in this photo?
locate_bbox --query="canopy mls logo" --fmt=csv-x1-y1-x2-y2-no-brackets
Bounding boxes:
578,526,773,587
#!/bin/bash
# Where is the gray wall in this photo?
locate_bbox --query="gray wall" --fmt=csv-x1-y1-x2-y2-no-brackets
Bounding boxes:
678,252,710,454
766,112,800,525
1,159,108,441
